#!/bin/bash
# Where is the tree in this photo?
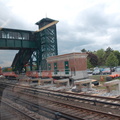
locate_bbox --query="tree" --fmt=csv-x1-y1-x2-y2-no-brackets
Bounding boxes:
113,50,120,65
95,49,105,66
81,48,87,53
105,47,113,58
105,47,113,53
105,52,119,67
87,52,98,67
87,59,93,68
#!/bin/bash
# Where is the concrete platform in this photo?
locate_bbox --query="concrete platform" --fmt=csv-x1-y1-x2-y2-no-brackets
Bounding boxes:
104,79,120,92
29,78,53,85
54,79,69,87
18,75,53,86
74,79,92,91
39,78,53,85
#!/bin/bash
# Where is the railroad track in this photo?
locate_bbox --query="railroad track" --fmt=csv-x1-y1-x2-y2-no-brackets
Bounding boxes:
1,81,120,102
2,91,120,120
15,84,120,109
1,82,120,109
0,81,120,119
0,100,38,120
2,81,119,101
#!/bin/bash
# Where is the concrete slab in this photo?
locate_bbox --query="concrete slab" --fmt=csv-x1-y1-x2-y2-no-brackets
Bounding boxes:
30,78,53,85
104,79,120,92
74,79,92,91
54,79,69,87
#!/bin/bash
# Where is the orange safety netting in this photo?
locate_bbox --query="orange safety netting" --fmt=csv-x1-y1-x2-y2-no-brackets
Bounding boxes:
109,74,120,78
3,72,18,77
26,71,52,78
26,71,39,78
41,71,52,78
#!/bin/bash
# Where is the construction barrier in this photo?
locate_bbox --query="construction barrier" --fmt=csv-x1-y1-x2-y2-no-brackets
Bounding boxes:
26,71,39,78
41,71,52,78
109,74,120,78
3,72,18,77
26,71,52,78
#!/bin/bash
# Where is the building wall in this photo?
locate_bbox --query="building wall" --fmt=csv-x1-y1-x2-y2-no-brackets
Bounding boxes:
47,53,87,73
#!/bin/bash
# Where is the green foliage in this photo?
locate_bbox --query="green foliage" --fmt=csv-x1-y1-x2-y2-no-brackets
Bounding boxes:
105,52,119,67
105,47,113,53
113,50,120,65
87,59,93,68
81,48,87,52
95,49,105,66
83,47,120,68
105,47,113,59
2,67,12,72
87,52,98,67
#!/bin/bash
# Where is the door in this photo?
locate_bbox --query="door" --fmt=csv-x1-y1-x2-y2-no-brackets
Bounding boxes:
64,61,69,74
48,63,51,70
54,63,57,74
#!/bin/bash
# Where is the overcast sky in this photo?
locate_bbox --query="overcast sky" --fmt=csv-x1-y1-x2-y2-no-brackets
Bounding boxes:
0,0,120,67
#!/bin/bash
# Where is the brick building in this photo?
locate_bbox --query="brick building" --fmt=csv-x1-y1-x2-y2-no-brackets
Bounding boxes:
47,52,88,78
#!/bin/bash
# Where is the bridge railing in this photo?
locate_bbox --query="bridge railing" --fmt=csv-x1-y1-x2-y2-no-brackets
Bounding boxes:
0,28,33,41
0,28,36,49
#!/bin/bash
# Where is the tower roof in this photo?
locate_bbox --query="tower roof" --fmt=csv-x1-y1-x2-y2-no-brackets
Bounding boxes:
36,18,56,25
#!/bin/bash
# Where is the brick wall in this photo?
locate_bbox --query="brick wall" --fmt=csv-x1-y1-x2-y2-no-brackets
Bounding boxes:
47,53,87,72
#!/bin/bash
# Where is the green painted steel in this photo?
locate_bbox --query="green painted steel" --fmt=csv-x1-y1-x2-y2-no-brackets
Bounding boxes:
12,49,34,72
48,63,51,70
0,28,36,49
54,62,57,74
0,39,36,49
64,61,69,74
32,18,58,71
0,18,58,73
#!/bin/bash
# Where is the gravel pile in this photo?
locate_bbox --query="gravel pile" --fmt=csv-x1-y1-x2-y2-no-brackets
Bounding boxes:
71,85,120,97
99,90,120,97
85,89,120,97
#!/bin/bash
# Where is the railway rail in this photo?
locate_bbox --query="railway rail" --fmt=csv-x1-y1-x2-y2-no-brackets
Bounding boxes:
2,90,120,120
2,96,82,120
0,81,120,120
0,82,120,109
0,96,37,120
10,83,120,108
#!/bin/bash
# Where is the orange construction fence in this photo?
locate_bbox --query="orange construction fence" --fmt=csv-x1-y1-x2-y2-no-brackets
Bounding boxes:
3,72,18,77
26,71,52,78
109,74,120,78
41,71,52,78
26,71,39,78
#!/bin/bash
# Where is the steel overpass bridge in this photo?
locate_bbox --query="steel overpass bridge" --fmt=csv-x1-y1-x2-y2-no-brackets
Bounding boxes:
0,18,58,73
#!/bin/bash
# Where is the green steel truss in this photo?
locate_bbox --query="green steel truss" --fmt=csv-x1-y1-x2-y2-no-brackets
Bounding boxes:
0,18,58,72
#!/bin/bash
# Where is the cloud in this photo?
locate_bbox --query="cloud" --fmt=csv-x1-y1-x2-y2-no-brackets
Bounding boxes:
57,4,107,53
57,3,120,53
0,50,18,67
0,1,21,67
0,61,4,64
1,0,120,67
0,1,37,30
0,1,37,67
